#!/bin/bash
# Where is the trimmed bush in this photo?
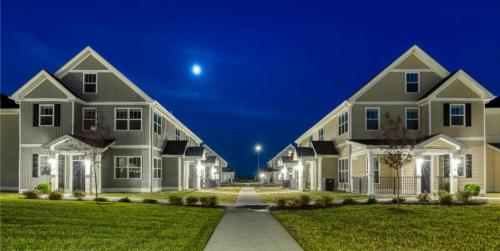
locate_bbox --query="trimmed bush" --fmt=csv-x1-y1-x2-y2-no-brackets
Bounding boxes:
94,197,108,202
119,197,131,202
36,183,51,194
298,195,311,207
49,189,64,200
455,190,472,204
72,190,86,200
276,197,287,207
343,197,356,205
437,191,453,205
313,197,327,207
207,195,218,207
143,198,157,204
169,195,183,205
417,192,430,202
199,196,209,207
186,196,199,205
392,197,406,203
22,189,41,199
367,196,377,204
287,198,301,208
464,184,480,196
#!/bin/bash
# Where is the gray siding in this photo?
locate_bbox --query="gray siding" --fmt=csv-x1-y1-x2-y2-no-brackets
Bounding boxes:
73,55,107,70
61,72,145,102
1,113,19,190
20,101,73,144
101,148,150,190
25,80,67,99
163,157,180,188
19,147,53,189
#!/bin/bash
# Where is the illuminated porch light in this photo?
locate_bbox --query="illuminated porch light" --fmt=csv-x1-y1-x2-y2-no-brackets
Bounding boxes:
48,158,57,175
84,159,91,175
416,157,423,176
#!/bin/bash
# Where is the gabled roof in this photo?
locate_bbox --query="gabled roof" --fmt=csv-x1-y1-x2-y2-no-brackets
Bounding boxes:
295,147,315,157
269,144,296,163
0,94,19,108
281,156,297,164
43,134,115,150
348,134,467,150
311,141,338,155
486,97,500,108
54,46,153,102
162,140,188,156
489,143,500,151
185,146,205,157
10,70,83,101
204,156,217,164
418,70,495,102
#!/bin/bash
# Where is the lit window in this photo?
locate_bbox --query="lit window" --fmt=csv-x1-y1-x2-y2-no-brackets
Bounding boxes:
115,156,142,179
318,128,324,141
406,108,419,130
338,158,349,183
83,73,97,93
153,158,162,178
450,104,465,126
338,112,348,135
457,156,466,177
83,108,97,131
39,155,52,176
153,113,162,135
39,105,54,126
405,72,419,93
115,108,142,131
365,108,379,130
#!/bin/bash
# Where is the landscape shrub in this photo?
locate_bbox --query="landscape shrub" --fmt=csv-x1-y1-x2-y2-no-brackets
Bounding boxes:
437,191,453,205
207,195,218,207
313,197,327,207
169,195,183,205
72,190,86,200
119,197,131,202
343,197,356,205
143,198,157,204
417,193,430,202
464,184,480,196
48,189,64,200
367,196,377,204
94,197,108,202
392,197,406,203
321,195,333,205
275,197,287,207
36,183,51,194
22,189,40,199
186,196,199,205
455,190,472,204
287,198,301,208
298,195,311,207
199,196,209,206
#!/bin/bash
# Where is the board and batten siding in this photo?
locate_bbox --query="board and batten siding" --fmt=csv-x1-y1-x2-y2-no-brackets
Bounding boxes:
394,54,430,69
1,113,19,190
436,80,480,98
456,141,485,192
163,157,180,189
486,110,500,141
61,72,145,102
430,101,484,137
25,80,67,99
20,101,73,144
100,148,150,191
19,147,52,189
486,147,500,192
73,55,107,70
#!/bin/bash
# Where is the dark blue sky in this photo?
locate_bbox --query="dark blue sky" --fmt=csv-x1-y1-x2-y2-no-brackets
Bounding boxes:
2,1,500,177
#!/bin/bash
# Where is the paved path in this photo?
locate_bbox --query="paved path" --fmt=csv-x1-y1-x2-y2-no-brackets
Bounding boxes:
205,187,303,251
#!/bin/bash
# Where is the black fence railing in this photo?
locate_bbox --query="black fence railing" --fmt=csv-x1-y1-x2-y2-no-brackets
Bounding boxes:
435,176,450,193
373,176,418,195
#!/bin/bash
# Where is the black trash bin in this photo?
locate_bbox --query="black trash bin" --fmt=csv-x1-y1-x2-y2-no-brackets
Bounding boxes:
325,179,335,191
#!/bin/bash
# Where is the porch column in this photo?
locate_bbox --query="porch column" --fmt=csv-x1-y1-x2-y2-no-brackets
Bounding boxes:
310,162,317,191
449,153,458,194
183,161,190,190
195,160,202,190
415,154,422,195
50,154,59,192
177,158,182,191
317,158,323,191
367,151,374,195
297,160,304,191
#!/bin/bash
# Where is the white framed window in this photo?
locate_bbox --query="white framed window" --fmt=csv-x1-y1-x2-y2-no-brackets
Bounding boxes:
405,72,419,93
39,104,54,126
153,157,162,179
114,108,142,131
38,155,52,176
365,107,380,131
405,108,419,131
114,156,142,179
175,128,181,140
83,73,97,94
457,155,466,177
153,113,162,135
318,128,324,141
450,104,465,126
338,112,348,135
338,158,349,183
82,108,97,131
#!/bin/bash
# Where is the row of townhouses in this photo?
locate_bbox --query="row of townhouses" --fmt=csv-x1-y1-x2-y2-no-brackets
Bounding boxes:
0,47,232,193
268,45,500,195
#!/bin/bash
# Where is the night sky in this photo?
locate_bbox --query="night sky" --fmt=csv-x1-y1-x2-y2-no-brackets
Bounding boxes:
2,1,500,177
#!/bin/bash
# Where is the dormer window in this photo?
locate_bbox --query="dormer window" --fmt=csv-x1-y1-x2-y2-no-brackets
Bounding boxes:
83,73,97,93
405,72,419,93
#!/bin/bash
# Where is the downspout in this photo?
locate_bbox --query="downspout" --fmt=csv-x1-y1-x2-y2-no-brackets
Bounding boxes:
149,105,153,192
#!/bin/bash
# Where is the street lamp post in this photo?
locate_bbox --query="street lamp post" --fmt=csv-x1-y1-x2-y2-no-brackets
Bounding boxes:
255,144,262,181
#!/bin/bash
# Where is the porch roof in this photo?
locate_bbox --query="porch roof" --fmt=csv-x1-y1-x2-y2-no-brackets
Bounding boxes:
204,156,217,164
162,140,188,155
185,146,205,157
489,143,500,151
43,134,115,150
281,156,297,164
311,140,338,155
295,147,315,157
348,134,466,150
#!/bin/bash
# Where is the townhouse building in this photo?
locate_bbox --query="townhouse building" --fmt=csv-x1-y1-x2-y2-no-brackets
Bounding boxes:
1,46,227,193
269,45,499,195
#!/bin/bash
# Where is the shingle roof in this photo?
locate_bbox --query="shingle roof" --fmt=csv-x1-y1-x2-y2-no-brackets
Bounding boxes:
70,134,115,148
486,97,500,108
185,146,205,157
295,147,315,157
47,72,83,100
281,156,297,164
349,134,438,146
162,140,188,155
489,143,500,150
418,71,458,100
311,141,338,155
204,156,217,164
0,94,19,108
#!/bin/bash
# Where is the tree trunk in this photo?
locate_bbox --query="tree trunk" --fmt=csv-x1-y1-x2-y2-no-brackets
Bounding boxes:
93,155,99,205
397,167,400,207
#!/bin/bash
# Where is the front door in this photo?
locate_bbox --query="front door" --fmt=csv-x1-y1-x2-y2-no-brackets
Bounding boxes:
73,160,85,191
421,155,431,193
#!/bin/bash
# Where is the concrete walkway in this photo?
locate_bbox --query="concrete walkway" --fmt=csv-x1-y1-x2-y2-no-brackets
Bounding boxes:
205,187,303,251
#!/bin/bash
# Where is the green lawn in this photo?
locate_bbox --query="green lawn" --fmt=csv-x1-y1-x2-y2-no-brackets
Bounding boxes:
1,193,224,250
100,189,239,204
257,190,367,203
273,204,500,250
486,193,500,197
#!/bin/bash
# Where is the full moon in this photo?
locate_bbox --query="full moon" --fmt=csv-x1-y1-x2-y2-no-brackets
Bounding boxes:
192,64,202,75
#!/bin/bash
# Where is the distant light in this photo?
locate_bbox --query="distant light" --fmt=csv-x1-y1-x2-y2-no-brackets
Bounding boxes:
192,64,202,76
255,144,262,152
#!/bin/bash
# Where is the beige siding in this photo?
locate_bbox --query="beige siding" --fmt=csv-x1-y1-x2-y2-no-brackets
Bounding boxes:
486,110,500,141
321,157,337,180
431,101,484,137
352,155,366,177
395,55,430,69
486,147,500,192
74,55,107,70
436,80,480,98
25,80,67,99
420,104,429,136
357,72,442,101
457,141,485,192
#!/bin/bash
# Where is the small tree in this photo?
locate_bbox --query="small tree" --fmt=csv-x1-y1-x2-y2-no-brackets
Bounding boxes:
378,113,416,206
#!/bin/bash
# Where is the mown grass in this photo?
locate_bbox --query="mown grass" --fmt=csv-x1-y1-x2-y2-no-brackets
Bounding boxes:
486,193,500,197
1,193,224,250
273,204,500,250
100,189,238,204
257,190,367,203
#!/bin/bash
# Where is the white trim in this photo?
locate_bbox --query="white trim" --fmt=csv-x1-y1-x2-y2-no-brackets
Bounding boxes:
405,107,420,131
114,107,143,131
365,107,380,131
0,109,20,115
71,101,74,134
392,69,435,73
18,102,21,191
405,71,420,93
487,144,500,152
39,104,55,126
454,137,484,141
153,112,162,136
85,102,150,105
20,144,43,147
355,101,417,105
22,98,70,102
101,187,151,193
82,72,98,94
450,104,466,127
70,70,111,73
82,107,97,131
431,98,483,102
153,157,162,179
110,145,150,149
428,100,432,135
113,156,143,179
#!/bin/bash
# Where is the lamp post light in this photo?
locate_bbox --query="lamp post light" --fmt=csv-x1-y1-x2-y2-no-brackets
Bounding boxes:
255,144,262,177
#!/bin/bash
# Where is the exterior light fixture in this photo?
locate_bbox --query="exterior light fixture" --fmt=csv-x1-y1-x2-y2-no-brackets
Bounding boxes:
48,158,57,175
84,160,91,175
416,157,423,176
